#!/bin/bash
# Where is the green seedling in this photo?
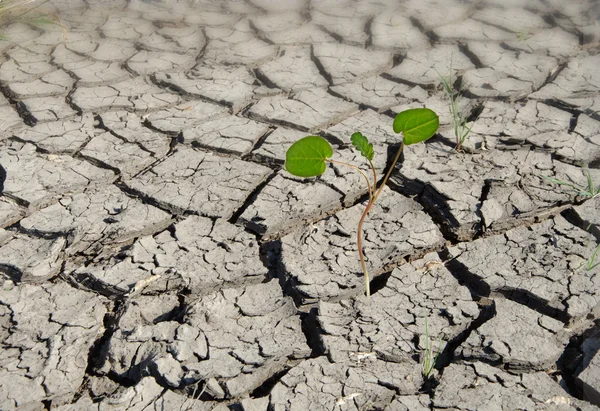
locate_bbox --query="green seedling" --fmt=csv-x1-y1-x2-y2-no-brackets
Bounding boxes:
584,244,600,271
437,70,472,151
285,108,439,298
543,167,600,199
422,315,440,379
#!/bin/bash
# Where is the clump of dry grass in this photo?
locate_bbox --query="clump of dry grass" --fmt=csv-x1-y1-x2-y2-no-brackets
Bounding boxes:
0,0,64,40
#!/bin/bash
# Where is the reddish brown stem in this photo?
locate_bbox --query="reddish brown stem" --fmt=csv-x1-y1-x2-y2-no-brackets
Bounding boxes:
358,141,405,298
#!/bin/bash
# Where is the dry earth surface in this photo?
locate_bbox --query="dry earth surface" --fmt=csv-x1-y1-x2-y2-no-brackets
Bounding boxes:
0,0,599,410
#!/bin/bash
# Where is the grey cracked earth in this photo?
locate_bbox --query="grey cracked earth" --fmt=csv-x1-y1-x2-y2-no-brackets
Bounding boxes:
0,0,599,409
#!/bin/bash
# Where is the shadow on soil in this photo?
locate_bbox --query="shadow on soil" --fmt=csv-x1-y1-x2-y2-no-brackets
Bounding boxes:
0,163,5,195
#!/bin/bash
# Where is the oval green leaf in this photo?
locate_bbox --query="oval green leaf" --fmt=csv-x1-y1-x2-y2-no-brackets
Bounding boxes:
285,136,333,177
393,108,439,145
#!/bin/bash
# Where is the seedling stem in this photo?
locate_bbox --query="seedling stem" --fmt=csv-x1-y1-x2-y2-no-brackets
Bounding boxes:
285,108,438,299
326,159,374,200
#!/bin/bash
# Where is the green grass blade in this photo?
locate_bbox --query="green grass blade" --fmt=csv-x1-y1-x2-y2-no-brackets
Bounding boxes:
587,244,600,271
542,175,583,192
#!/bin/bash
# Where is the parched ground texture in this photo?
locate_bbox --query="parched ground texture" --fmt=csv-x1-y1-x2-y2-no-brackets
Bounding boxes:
0,0,600,409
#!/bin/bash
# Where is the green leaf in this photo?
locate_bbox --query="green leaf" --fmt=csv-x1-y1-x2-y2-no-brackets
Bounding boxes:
393,108,440,145
350,132,374,161
285,136,333,177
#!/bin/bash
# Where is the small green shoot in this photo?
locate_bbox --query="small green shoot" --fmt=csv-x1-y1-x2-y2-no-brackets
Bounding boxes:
542,167,600,199
516,31,532,41
584,244,600,271
437,70,472,151
422,315,440,379
285,108,439,298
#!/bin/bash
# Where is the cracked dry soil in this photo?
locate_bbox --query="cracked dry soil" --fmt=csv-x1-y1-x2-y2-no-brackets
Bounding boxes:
0,0,599,410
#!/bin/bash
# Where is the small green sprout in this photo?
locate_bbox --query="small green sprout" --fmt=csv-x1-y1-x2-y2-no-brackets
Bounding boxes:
422,315,440,379
285,108,439,298
584,244,600,271
543,167,600,199
437,70,472,151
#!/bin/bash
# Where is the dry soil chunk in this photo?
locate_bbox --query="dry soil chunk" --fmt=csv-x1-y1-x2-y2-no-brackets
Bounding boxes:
250,11,305,33
472,5,549,33
433,362,595,410
203,22,278,66
248,88,358,132
62,59,132,87
318,253,478,363
256,46,328,91
311,10,370,45
433,17,518,42
237,173,343,239
329,75,426,112
280,189,444,303
98,280,310,399
73,215,267,296
250,126,307,164
100,15,155,41
1,141,115,210
532,54,600,107
20,96,78,123
269,356,422,411
154,66,260,111
70,77,182,112
384,395,431,411
577,334,600,405
0,199,22,228
261,21,333,45
466,100,599,165
0,56,55,84
385,44,475,87
8,69,75,99
570,197,600,241
98,111,170,158
143,100,226,134
448,216,600,323
0,233,65,282
54,376,217,411
458,298,569,371
13,114,97,153
312,43,393,85
391,140,598,240
137,26,205,54
370,13,429,50
83,38,137,62
462,42,558,98
80,131,157,177
126,146,271,218
504,26,580,58
19,184,172,256
0,281,106,410
127,50,196,76
249,0,306,12
183,114,270,156
0,105,25,132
